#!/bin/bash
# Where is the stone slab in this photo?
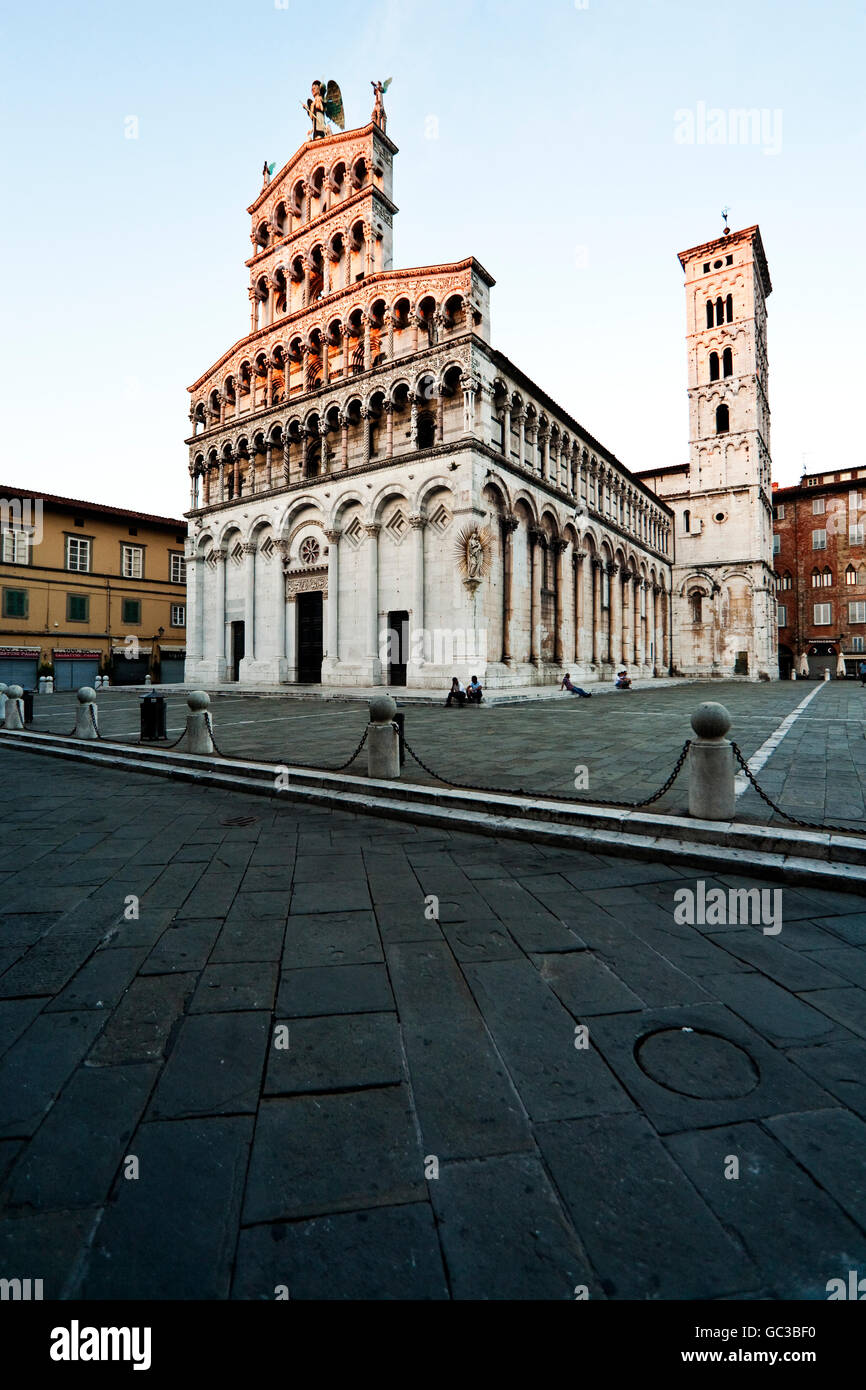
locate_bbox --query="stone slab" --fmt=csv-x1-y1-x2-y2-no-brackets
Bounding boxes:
264,1012,403,1095
85,973,196,1066
766,1109,866,1233
275,963,394,1017
281,911,383,969
149,1011,270,1117
189,961,278,1012
0,1010,107,1137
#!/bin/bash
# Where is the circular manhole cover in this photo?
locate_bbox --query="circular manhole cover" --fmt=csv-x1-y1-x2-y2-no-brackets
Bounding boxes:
635,1027,759,1100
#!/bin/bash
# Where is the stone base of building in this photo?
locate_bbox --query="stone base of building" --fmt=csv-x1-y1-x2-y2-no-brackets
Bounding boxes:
184,657,664,691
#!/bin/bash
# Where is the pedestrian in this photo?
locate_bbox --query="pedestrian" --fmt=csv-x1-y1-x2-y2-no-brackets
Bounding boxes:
466,675,483,704
560,673,592,698
445,676,467,707
859,660,866,687
614,669,632,690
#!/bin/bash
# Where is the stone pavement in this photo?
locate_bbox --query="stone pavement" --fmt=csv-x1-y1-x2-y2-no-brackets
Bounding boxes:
28,678,866,827
0,748,865,1300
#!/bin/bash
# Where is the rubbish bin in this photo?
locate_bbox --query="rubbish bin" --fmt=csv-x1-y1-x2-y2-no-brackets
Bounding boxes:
22,689,34,725
140,694,167,741
392,710,405,768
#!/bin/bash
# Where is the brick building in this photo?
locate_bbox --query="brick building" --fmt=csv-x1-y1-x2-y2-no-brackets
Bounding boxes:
773,468,866,678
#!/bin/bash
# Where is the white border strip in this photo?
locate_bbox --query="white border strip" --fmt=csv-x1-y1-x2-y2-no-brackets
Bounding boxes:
734,682,826,798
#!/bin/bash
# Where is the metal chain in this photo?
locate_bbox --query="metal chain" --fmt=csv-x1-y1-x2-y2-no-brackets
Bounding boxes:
402,736,692,809
731,741,866,837
89,704,102,740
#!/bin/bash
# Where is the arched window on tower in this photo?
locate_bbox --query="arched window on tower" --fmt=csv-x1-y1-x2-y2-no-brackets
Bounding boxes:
723,347,733,377
715,296,724,326
715,403,729,434
683,509,690,533
689,591,702,624
811,568,821,588
782,570,792,590
822,566,833,587
416,410,436,450
706,300,714,329
725,294,733,322
709,352,720,381
846,565,857,586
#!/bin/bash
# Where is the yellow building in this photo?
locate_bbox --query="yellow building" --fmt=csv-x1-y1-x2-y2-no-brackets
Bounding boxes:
0,487,187,689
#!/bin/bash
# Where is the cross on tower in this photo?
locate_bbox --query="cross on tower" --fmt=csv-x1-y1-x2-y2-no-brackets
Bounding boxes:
721,205,730,232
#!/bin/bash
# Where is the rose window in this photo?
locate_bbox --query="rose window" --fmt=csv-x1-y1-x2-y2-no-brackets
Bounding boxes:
299,537,321,567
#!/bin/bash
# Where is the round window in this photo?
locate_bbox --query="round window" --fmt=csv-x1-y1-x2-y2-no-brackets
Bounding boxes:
713,259,723,269
299,537,321,566
714,511,726,523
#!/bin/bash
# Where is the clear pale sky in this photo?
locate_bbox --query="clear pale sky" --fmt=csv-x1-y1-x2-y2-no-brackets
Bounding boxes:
2,0,863,517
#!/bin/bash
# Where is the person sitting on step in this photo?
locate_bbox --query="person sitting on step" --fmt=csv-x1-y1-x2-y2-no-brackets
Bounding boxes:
466,675,483,704
445,676,467,707
560,673,592,698
614,669,632,690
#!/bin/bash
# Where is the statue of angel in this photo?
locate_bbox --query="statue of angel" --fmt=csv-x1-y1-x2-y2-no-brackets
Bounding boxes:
304,79,345,139
371,78,392,132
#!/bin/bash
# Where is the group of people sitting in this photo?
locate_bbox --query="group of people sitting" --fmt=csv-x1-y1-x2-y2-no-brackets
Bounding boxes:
560,669,633,696
445,676,484,707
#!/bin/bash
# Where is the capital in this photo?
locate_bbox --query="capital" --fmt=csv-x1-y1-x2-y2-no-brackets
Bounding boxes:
324,528,341,544
606,561,619,576
363,522,381,538
501,513,519,535
408,513,427,530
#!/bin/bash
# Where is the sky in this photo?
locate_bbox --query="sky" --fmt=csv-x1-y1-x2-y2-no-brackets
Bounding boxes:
1,0,864,517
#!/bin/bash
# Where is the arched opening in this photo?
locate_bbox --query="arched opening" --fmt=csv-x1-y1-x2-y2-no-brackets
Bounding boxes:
708,352,719,382
706,299,714,329
715,296,724,326
683,509,691,532
723,346,733,376
715,403,729,434
416,409,436,450
689,591,702,624
725,294,733,322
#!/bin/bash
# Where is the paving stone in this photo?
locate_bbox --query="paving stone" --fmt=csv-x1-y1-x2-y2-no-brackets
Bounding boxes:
288,879,372,915
580,922,711,1006
149,1012,270,1118
798,913,866,944
705,929,848,992
665,1121,866,1299
804,948,866,989
189,961,278,1012
766,1110,866,1233
45,946,150,1011
265,1013,403,1094
139,918,223,975
281,911,382,969
798,987,866,1039
373,900,443,943
439,917,520,961
141,860,208,910
0,1139,22,1186
172,871,244,918
531,950,644,1015
430,1153,593,1299
240,866,295,894
788,1041,866,1120
4,1063,158,1211
363,858,422,905
97,907,176,951
0,1209,102,1299
0,998,44,1057
0,913,60,946
386,942,532,1159
276,963,394,1017
232,1203,448,1300
625,916,754,978
586,1002,838,1134
536,1113,759,1298
0,932,99,999
86,974,196,1066
291,852,364,883
0,1010,107,1137
223,890,290,922
463,958,633,1121
81,1117,253,1299
706,972,852,1047
243,1089,425,1223
472,879,583,953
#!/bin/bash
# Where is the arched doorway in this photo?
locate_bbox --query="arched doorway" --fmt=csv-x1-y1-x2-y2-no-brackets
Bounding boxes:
778,644,794,680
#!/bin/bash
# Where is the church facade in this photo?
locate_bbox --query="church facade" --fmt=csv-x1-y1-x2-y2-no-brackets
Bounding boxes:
638,226,777,679
183,96,676,690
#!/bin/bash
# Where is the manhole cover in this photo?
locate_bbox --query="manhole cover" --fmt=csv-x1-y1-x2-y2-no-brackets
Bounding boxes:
220,814,258,827
635,1028,759,1100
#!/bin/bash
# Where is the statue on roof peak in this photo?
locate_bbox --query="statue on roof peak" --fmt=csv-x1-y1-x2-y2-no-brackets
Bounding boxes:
303,80,345,140
371,78,392,132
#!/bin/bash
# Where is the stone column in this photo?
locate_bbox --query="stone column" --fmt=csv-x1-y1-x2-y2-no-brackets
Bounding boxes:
203,467,211,507
233,454,240,497
538,426,549,478
363,314,372,371
321,334,330,387
361,406,371,466
500,403,512,458
634,579,642,665
574,549,586,664
592,559,602,665
265,443,273,490
384,311,394,359
500,515,518,663
186,557,201,662
652,583,662,674
606,562,619,666
516,407,526,468
384,401,394,459
325,529,340,667
552,539,567,667
436,390,444,445
410,399,419,448
529,528,542,665
283,439,291,485
218,459,226,500
242,542,256,663
663,584,672,671
621,573,630,666
364,523,381,680
343,328,352,378
274,544,288,676
462,378,478,436
408,514,426,675
285,353,293,399
340,412,349,469
318,420,328,474
213,549,227,677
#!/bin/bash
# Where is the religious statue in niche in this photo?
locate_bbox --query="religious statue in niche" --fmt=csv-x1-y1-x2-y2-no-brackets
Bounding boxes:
371,78,392,132
303,80,345,139
455,525,490,591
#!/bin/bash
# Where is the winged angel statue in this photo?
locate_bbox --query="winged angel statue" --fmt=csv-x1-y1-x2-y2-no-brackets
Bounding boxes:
304,79,345,139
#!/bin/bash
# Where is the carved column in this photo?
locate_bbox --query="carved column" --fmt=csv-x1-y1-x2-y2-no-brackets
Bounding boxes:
436,389,444,445
321,333,330,387
265,443,273,490
384,310,394,360
325,529,340,667
213,549,227,677
462,377,478,435
249,289,258,334
516,407,526,468
384,401,394,460
218,458,226,501
363,313,372,371
500,402,512,458
501,514,518,664
574,549,586,665
529,528,543,665
242,542,256,663
233,453,241,498
188,465,196,510
343,327,352,378
361,406,372,465
319,419,329,474
409,515,426,671
606,562,619,666
620,572,630,666
218,392,226,427
282,439,291,485
634,579,643,666
552,538,567,667
538,425,549,478
203,466,211,507
410,398,419,448
364,523,381,679
339,412,349,469
591,559,602,665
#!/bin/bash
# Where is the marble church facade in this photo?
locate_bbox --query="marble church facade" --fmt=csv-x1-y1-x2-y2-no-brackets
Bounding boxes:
183,106,674,689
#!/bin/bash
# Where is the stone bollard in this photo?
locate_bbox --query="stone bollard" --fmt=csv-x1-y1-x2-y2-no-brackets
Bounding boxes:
73,686,99,739
185,691,214,755
688,702,734,821
366,694,400,780
0,682,7,722
791,670,797,680
823,668,831,682
3,684,25,731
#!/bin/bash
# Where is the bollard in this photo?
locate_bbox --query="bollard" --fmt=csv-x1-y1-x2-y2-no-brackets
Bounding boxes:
366,694,400,779
73,686,99,740
45,676,54,693
790,670,797,680
185,691,214,755
823,668,831,682
3,684,25,731
688,702,734,821
0,682,7,722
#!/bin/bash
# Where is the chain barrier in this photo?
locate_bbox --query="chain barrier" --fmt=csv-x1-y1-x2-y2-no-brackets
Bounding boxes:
731,742,866,838
89,705,102,740
402,736,693,810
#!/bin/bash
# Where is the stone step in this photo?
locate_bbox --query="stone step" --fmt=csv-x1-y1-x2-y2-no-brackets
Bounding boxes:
3,728,864,891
